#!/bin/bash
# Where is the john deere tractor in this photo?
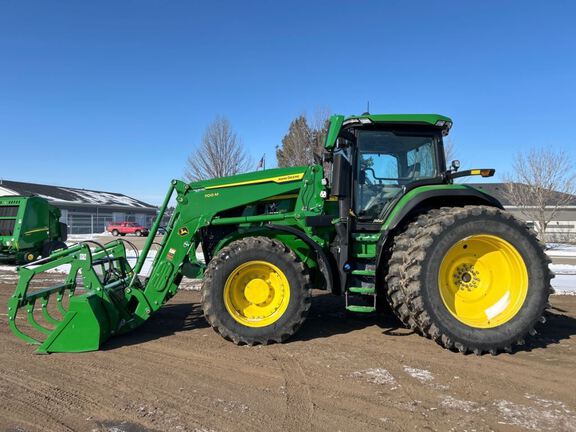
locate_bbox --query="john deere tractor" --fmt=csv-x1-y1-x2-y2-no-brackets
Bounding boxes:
8,113,552,355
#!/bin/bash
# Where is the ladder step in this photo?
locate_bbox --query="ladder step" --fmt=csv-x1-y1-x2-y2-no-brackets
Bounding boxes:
348,286,375,295
352,253,375,259
351,269,376,276
346,305,376,313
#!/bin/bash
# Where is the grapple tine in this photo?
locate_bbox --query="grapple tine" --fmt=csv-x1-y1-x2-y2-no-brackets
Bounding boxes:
55,291,67,315
40,295,61,326
7,296,41,346
26,302,52,335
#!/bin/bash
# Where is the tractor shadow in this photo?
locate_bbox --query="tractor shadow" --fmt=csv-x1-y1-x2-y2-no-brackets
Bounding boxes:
102,292,576,353
514,306,576,353
291,292,414,342
292,293,576,353
103,302,209,351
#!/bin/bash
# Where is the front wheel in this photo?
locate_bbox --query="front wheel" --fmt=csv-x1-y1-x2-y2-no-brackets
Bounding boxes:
112,229,119,236
386,206,552,355
135,230,142,237
202,236,311,345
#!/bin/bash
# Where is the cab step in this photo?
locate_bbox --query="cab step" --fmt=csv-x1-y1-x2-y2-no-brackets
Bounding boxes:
350,269,376,276
348,286,375,295
345,305,376,313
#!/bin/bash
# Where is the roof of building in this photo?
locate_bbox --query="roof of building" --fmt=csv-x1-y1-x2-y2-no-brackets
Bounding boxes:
0,180,156,210
468,182,576,207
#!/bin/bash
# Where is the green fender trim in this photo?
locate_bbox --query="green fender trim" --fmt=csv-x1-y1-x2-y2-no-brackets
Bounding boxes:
382,184,503,231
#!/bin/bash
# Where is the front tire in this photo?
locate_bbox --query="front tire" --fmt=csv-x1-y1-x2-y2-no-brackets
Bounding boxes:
202,236,311,345
386,206,552,355
112,229,119,236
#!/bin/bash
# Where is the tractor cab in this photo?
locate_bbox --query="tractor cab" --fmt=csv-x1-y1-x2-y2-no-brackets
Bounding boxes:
326,114,452,227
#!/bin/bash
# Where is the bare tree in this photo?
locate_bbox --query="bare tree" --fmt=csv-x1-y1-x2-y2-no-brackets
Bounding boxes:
276,109,330,168
503,148,575,241
184,116,251,181
444,137,456,163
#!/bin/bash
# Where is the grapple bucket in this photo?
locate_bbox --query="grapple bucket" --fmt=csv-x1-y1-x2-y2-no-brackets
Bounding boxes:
7,240,150,353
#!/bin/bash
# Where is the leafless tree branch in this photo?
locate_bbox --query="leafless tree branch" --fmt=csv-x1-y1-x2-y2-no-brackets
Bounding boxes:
503,147,575,241
184,116,251,181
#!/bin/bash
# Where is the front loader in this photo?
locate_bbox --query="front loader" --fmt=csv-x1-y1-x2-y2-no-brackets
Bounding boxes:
8,113,552,355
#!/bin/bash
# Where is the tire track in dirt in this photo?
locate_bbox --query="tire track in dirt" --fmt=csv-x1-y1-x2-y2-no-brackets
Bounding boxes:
269,347,314,431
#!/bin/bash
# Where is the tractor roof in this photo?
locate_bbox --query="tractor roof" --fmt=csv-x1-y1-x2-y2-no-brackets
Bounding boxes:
325,113,453,149
345,113,451,125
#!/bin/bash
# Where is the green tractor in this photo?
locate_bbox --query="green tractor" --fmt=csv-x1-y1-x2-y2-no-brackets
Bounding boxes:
8,113,552,355
0,196,67,264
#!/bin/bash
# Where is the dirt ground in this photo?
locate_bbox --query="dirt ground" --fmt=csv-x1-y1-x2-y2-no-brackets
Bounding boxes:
0,269,575,432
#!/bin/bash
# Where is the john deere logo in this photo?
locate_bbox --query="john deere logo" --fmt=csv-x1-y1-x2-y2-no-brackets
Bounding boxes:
178,227,189,236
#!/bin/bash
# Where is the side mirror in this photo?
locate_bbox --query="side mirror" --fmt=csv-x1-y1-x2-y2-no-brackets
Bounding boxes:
451,160,461,172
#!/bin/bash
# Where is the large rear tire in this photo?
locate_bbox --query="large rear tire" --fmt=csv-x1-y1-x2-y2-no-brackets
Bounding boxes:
202,236,311,345
385,206,552,355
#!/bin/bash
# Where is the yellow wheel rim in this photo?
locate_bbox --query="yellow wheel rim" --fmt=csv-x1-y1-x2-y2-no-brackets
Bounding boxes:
438,234,528,328
223,260,290,328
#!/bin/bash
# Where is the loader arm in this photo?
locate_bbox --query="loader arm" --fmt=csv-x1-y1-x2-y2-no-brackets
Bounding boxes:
8,165,329,353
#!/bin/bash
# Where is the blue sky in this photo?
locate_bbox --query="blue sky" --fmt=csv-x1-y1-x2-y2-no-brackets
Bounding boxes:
1,1,574,205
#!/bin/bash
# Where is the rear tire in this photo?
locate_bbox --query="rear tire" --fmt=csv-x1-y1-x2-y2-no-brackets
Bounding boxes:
202,236,311,345
385,206,552,355
112,229,119,236
42,240,68,258
135,230,142,237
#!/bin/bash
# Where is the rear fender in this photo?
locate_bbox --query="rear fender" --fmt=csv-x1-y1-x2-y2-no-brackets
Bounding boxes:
377,186,503,270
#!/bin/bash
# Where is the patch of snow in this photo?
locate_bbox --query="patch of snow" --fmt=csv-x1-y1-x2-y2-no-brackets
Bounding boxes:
403,366,434,383
67,232,110,242
550,264,576,275
524,394,572,414
546,244,576,257
179,278,201,291
550,264,576,294
551,274,576,295
1,248,205,284
495,399,576,431
440,396,486,413
0,265,16,272
351,368,399,388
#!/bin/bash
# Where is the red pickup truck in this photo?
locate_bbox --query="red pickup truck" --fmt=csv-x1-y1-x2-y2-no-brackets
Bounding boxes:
106,222,149,237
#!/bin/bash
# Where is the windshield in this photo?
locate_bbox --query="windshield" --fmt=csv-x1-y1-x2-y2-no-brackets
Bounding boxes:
356,130,439,220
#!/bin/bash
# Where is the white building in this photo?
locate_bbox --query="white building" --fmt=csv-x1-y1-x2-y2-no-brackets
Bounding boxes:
0,180,157,234
470,183,576,243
